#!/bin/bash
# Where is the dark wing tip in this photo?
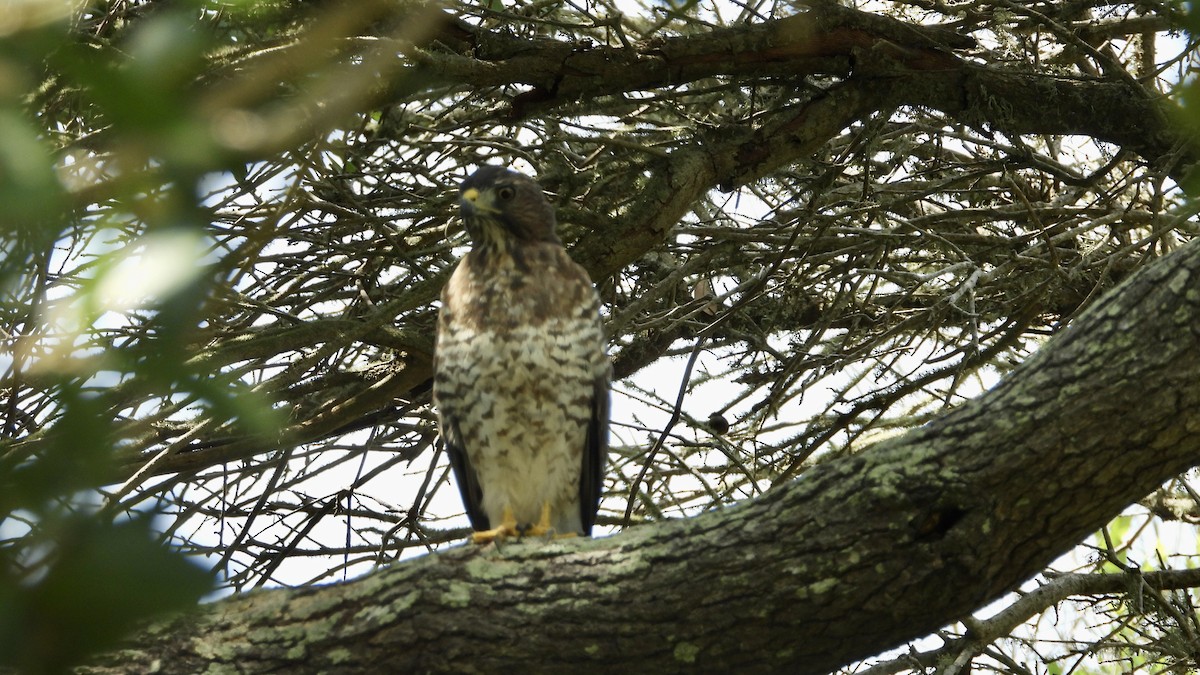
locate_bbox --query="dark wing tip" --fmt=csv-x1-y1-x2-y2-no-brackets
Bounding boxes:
580,374,611,535
441,421,490,532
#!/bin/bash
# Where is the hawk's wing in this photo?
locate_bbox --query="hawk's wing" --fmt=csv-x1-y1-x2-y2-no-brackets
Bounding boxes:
579,372,610,535
441,413,490,531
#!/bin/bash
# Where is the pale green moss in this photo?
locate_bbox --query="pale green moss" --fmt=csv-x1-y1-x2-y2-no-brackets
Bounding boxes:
465,554,522,581
812,577,838,593
674,642,700,663
443,582,472,608
608,550,653,576
795,577,837,599
359,600,401,624
194,634,243,661
394,590,419,612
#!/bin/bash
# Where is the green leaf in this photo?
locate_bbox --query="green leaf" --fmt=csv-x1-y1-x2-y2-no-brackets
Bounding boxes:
0,515,212,674
1,384,117,515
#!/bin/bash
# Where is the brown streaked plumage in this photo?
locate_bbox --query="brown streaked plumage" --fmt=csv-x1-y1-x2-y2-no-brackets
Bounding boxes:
433,166,609,542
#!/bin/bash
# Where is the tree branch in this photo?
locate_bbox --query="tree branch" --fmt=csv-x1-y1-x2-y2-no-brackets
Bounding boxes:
425,3,1193,180
82,236,1200,673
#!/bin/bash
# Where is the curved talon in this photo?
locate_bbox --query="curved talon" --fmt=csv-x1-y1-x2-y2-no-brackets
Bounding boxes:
521,503,579,539
471,505,520,544
472,502,581,543
522,502,555,538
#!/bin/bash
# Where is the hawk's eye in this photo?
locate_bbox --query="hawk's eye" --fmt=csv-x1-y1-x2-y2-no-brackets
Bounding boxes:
497,186,516,201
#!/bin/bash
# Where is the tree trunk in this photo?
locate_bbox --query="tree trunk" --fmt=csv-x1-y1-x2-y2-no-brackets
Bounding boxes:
79,237,1200,674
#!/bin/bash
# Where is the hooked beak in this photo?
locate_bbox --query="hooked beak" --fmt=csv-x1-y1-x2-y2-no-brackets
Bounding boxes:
459,187,497,216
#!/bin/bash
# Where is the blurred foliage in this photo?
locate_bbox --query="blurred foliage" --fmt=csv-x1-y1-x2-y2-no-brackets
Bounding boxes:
0,1,306,671
1175,1,1200,194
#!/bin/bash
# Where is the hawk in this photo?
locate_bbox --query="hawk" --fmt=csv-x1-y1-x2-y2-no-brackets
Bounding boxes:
434,166,609,543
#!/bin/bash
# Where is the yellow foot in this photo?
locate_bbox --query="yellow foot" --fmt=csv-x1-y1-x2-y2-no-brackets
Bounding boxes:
471,506,520,544
522,502,555,538
519,503,577,539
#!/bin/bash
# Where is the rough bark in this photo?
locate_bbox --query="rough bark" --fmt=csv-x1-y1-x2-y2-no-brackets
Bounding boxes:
81,236,1200,673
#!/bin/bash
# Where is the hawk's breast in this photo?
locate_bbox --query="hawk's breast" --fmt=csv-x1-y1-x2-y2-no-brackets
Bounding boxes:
434,244,606,532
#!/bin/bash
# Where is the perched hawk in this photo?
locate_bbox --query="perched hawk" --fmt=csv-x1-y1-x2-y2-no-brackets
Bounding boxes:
434,166,609,543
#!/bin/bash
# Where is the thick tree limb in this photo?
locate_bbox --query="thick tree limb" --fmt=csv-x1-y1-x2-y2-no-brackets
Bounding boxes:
82,235,1200,673
426,4,1192,179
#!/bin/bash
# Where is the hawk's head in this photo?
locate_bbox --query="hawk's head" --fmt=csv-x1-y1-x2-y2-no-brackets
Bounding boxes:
459,166,560,247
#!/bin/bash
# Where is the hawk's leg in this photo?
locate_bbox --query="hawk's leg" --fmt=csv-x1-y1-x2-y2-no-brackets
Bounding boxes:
522,502,555,538
471,505,521,544
523,502,578,539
